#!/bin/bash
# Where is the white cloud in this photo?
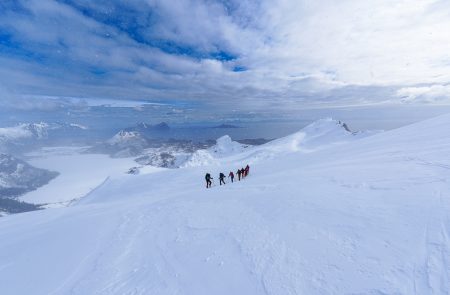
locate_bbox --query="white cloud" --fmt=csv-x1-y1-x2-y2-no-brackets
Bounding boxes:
0,0,450,110
396,84,450,103
248,0,450,85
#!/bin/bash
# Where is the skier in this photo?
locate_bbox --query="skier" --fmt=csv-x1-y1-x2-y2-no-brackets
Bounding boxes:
237,169,242,181
205,173,212,188
219,172,226,185
240,168,245,178
245,164,250,177
228,171,235,183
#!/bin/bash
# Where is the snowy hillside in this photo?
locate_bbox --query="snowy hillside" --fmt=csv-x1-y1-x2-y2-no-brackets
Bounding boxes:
184,118,376,168
183,135,249,167
0,153,58,198
1,115,450,294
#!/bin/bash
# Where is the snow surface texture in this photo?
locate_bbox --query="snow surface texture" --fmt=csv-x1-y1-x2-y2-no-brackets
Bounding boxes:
1,117,450,294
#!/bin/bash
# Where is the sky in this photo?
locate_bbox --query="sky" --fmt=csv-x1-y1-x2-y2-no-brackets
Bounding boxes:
1,0,450,114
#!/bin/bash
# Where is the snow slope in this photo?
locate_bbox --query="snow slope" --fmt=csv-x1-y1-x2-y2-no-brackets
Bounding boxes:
182,135,249,167
1,116,450,294
184,118,377,168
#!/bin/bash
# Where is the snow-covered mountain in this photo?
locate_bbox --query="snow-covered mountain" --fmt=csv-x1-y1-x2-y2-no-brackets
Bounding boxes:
88,130,148,157
183,135,250,167
90,127,213,166
1,115,450,294
209,135,249,156
0,122,89,153
183,118,376,167
0,123,49,144
126,122,171,134
0,153,59,199
135,141,206,169
107,130,147,147
0,122,88,141
262,118,373,153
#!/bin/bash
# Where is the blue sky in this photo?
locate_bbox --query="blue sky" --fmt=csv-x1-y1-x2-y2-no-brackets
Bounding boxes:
0,0,450,113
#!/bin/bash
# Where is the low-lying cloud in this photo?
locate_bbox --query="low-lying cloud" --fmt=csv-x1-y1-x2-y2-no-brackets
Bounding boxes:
397,84,450,104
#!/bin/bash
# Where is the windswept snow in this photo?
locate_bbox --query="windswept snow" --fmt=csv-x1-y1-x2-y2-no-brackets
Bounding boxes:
209,135,249,156
259,118,376,153
1,116,450,294
185,118,378,168
183,135,249,167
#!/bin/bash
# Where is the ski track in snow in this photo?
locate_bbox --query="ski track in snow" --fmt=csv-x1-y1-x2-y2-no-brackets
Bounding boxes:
419,189,450,294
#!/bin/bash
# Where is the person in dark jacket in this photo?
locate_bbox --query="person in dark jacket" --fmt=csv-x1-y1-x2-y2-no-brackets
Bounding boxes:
205,173,212,188
245,164,250,177
228,171,235,183
240,168,245,178
219,172,226,185
237,169,242,181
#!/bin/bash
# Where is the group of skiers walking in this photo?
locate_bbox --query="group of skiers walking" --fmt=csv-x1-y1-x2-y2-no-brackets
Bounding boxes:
205,165,250,188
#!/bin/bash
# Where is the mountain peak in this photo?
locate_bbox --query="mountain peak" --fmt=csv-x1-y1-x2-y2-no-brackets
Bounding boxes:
134,122,170,131
154,122,170,130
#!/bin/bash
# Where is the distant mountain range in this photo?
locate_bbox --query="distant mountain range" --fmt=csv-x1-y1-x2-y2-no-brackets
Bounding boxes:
87,121,275,168
236,138,272,145
210,124,241,129
0,122,89,153
90,126,212,164
126,122,171,133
